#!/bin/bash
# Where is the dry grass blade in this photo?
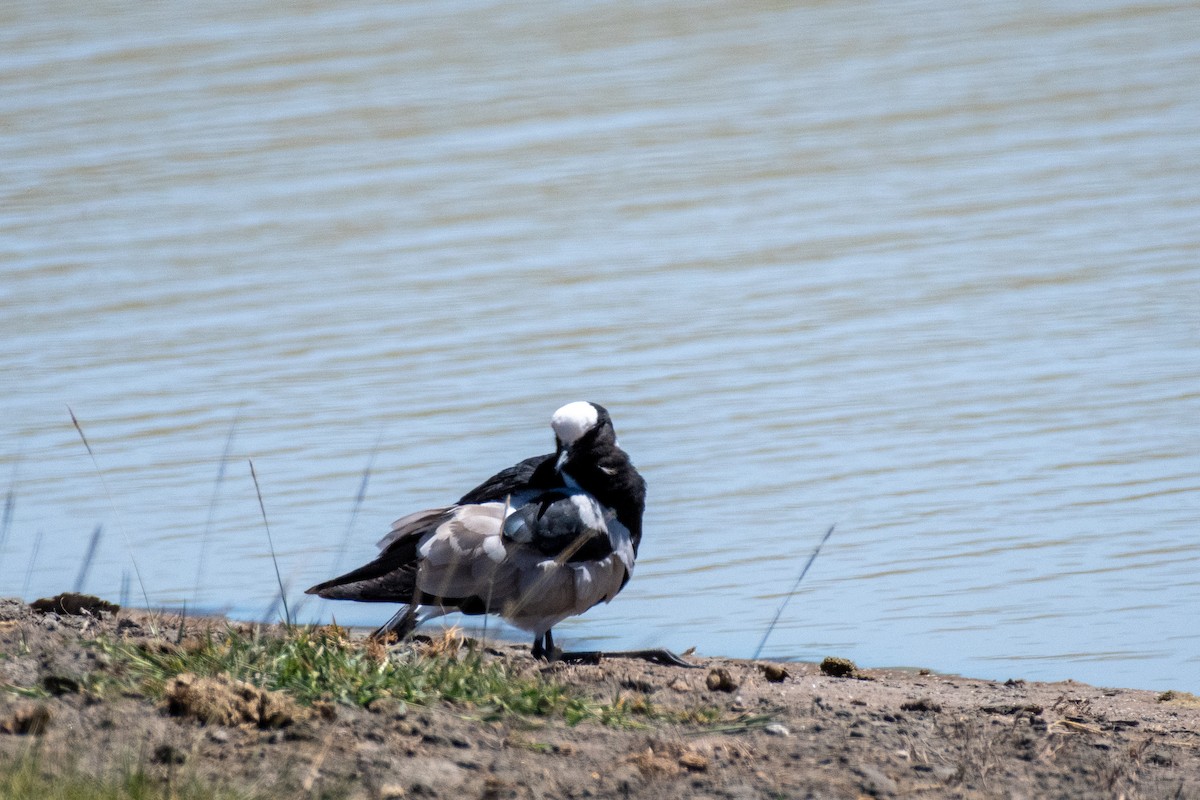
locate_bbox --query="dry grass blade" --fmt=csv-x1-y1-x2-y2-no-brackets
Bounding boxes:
193,406,242,603
419,625,466,657
249,458,291,627
72,524,104,593
502,523,599,623
68,406,152,610
480,494,511,651
753,523,836,661
1052,719,1104,735
22,530,43,600
0,455,17,569
292,440,382,622
331,435,380,577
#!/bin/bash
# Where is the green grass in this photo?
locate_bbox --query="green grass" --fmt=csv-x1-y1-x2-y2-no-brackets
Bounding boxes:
87,624,697,726
0,749,261,800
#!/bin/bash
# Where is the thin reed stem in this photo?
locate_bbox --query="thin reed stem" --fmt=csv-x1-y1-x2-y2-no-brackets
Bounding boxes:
249,459,291,627
73,524,105,594
0,453,18,572
22,530,43,600
68,407,152,610
752,523,836,661
291,437,381,622
481,494,511,651
331,435,381,577
193,405,242,604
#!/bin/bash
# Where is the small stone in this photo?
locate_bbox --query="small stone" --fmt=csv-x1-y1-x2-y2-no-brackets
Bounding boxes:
855,764,897,794
152,744,186,765
0,704,51,735
764,723,790,737
207,728,230,744
368,697,407,718
678,751,709,771
760,663,790,683
408,758,467,794
621,678,657,693
706,667,738,693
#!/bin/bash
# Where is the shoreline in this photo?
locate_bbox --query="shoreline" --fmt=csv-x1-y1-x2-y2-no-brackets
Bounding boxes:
3,595,1198,798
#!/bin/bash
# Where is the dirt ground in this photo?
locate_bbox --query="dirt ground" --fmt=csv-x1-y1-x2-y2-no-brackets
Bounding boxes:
2,596,1198,799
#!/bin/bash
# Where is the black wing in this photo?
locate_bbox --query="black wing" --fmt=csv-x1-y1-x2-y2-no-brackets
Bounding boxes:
306,507,450,602
456,453,559,505
502,490,615,563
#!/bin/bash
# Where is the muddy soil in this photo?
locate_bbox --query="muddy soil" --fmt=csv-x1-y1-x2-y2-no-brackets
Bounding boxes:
2,597,1198,799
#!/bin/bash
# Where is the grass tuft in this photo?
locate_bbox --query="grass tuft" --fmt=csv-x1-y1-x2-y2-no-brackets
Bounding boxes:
87,624,698,727
0,748,262,800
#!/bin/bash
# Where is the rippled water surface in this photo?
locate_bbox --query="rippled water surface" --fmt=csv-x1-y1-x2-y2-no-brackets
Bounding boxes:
3,0,1198,690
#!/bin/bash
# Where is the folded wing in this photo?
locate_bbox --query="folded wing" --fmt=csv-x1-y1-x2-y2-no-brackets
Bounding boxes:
307,489,634,634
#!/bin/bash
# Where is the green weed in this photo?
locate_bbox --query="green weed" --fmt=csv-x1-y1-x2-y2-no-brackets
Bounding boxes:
0,749,260,800
87,624,692,727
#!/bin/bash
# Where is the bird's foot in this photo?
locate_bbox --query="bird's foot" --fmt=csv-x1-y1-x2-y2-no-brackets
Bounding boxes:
555,648,699,668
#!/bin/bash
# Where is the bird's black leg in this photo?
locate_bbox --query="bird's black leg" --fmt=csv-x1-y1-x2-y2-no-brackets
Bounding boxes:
530,629,556,661
369,605,417,643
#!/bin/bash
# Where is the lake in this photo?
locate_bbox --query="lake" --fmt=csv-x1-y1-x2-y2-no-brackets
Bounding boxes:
2,0,1198,691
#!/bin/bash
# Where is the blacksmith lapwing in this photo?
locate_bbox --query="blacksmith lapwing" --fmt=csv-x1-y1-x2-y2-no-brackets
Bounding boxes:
306,402,690,665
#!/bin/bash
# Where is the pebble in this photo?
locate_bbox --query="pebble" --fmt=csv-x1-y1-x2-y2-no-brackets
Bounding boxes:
760,663,790,683
764,723,790,737
153,743,186,765
855,764,898,794
706,667,739,693
367,697,408,719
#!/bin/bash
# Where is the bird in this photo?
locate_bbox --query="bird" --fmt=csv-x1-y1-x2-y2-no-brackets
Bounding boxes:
305,401,670,663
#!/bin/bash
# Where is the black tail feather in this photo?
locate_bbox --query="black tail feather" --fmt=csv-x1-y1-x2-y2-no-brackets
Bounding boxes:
305,535,420,602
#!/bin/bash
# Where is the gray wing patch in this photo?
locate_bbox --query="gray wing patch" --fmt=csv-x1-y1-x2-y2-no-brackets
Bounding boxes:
502,492,615,562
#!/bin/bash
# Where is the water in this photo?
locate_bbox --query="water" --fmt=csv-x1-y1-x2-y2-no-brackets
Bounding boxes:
2,0,1198,691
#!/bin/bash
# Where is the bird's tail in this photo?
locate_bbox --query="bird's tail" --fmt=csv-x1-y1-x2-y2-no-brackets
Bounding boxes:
305,534,421,602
